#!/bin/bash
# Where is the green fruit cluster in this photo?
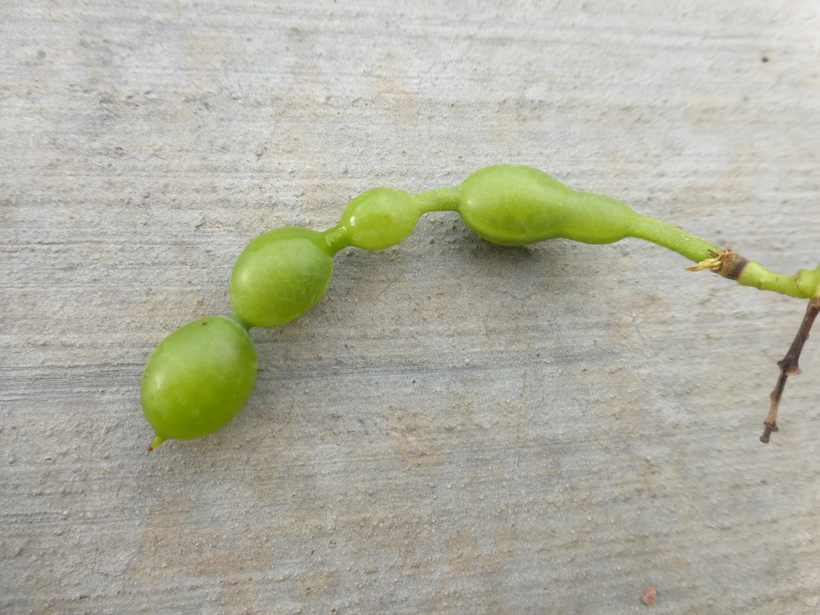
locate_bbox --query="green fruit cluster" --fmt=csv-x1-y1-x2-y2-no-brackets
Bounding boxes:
142,165,820,449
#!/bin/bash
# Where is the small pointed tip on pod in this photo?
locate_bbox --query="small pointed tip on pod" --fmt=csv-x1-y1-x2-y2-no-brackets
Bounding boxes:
147,435,166,452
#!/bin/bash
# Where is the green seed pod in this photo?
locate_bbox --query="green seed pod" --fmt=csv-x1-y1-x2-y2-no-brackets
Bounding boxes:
230,227,334,328
140,164,819,450
458,164,639,246
334,187,420,251
141,316,257,450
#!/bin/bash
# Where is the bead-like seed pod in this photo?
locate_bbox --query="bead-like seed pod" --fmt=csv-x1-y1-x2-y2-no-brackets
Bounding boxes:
141,316,257,450
230,227,335,328
334,188,421,251
458,164,639,246
141,164,820,449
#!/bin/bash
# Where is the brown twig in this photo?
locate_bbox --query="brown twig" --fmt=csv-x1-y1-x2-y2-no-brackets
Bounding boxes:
761,297,820,443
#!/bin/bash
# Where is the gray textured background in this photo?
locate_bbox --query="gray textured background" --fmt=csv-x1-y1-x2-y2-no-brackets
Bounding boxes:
2,1,820,613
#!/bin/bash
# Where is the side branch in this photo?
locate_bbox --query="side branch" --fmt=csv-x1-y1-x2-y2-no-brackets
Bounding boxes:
686,249,820,442
760,297,820,443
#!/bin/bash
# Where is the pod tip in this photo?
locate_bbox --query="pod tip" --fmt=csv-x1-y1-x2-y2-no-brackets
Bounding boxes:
147,435,166,452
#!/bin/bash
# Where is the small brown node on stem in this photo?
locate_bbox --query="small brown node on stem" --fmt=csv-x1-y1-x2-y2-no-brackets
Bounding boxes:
685,248,748,280
761,297,820,443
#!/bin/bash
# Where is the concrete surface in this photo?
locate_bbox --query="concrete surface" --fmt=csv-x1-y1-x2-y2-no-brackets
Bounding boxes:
2,1,819,613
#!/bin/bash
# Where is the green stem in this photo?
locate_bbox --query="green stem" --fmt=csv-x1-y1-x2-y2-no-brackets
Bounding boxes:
736,262,820,299
414,187,462,213
628,213,721,263
628,213,820,299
